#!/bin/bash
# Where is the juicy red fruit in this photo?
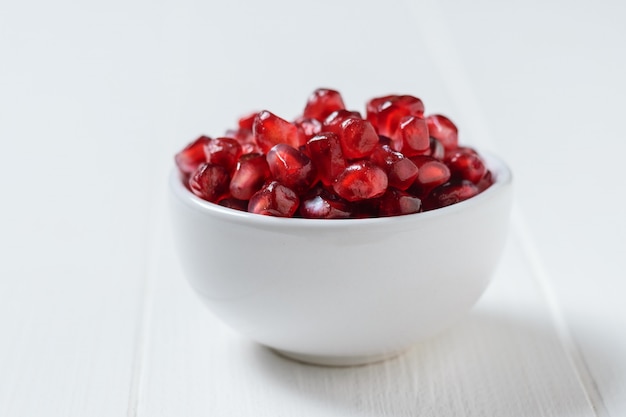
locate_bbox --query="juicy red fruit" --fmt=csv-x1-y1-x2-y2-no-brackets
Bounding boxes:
303,88,346,121
367,95,425,139
175,88,494,218
189,163,230,203
370,145,419,190
379,188,422,217
204,137,242,172
230,153,271,200
337,118,379,159
253,110,300,153
299,188,353,219
306,132,346,187
294,117,323,145
396,116,430,156
266,144,317,193
409,155,451,197
446,149,486,183
426,180,479,210
175,136,211,176
248,181,299,217
333,161,388,202
238,112,258,130
426,114,458,151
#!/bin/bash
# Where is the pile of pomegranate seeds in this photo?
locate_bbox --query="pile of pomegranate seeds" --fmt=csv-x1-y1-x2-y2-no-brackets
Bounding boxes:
175,89,494,218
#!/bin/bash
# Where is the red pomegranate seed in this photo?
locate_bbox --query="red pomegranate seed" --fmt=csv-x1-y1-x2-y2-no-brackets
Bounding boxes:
366,94,396,127
426,114,458,150
446,149,487,183
253,110,299,153
218,198,248,212
452,146,479,156
175,136,211,176
366,94,397,112
176,88,494,216
409,155,451,197
375,103,406,139
395,95,425,116
299,188,353,219
225,127,257,151
294,116,323,146
322,109,363,132
337,118,379,159
204,137,242,172
476,170,494,193
366,95,424,138
371,145,419,190
428,137,445,160
333,161,388,202
303,88,346,121
238,112,258,130
306,132,346,187
396,115,430,156
248,181,299,217
266,144,317,193
230,153,271,200
189,163,230,203
426,180,479,210
379,188,422,217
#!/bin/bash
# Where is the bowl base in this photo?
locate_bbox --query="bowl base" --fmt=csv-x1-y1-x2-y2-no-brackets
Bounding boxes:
271,347,405,367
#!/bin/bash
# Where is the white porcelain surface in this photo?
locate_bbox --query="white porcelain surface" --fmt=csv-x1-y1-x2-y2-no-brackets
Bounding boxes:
169,153,513,365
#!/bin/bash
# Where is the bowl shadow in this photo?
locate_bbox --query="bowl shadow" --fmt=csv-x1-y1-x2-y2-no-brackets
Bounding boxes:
245,310,610,416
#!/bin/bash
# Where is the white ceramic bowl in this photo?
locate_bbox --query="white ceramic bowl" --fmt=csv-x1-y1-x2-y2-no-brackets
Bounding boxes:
169,152,512,366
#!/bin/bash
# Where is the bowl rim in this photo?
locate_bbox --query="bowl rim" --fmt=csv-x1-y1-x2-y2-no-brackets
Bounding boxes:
170,149,512,229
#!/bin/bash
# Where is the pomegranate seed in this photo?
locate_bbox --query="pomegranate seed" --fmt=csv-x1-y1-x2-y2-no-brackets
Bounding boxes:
266,144,317,193
299,188,353,219
366,94,397,126
371,145,419,190
426,114,458,150
396,115,430,156
248,181,299,217
366,95,424,138
375,104,406,139
338,118,379,159
204,137,242,172
176,88,494,217
428,137,445,159
230,153,271,200
253,110,299,153
426,180,479,210
379,188,422,217
189,163,230,203
306,132,346,187
476,170,494,192
175,136,210,176
294,116,323,146
446,149,487,183
238,112,258,130
303,88,346,121
323,109,363,132
218,198,248,212
333,161,388,202
409,155,451,197
225,127,256,150
453,146,479,156
395,95,425,116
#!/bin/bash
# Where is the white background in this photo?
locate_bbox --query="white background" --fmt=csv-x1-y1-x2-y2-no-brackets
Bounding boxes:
1,0,624,415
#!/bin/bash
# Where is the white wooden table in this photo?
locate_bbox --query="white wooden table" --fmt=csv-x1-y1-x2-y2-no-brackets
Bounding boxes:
1,0,624,415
